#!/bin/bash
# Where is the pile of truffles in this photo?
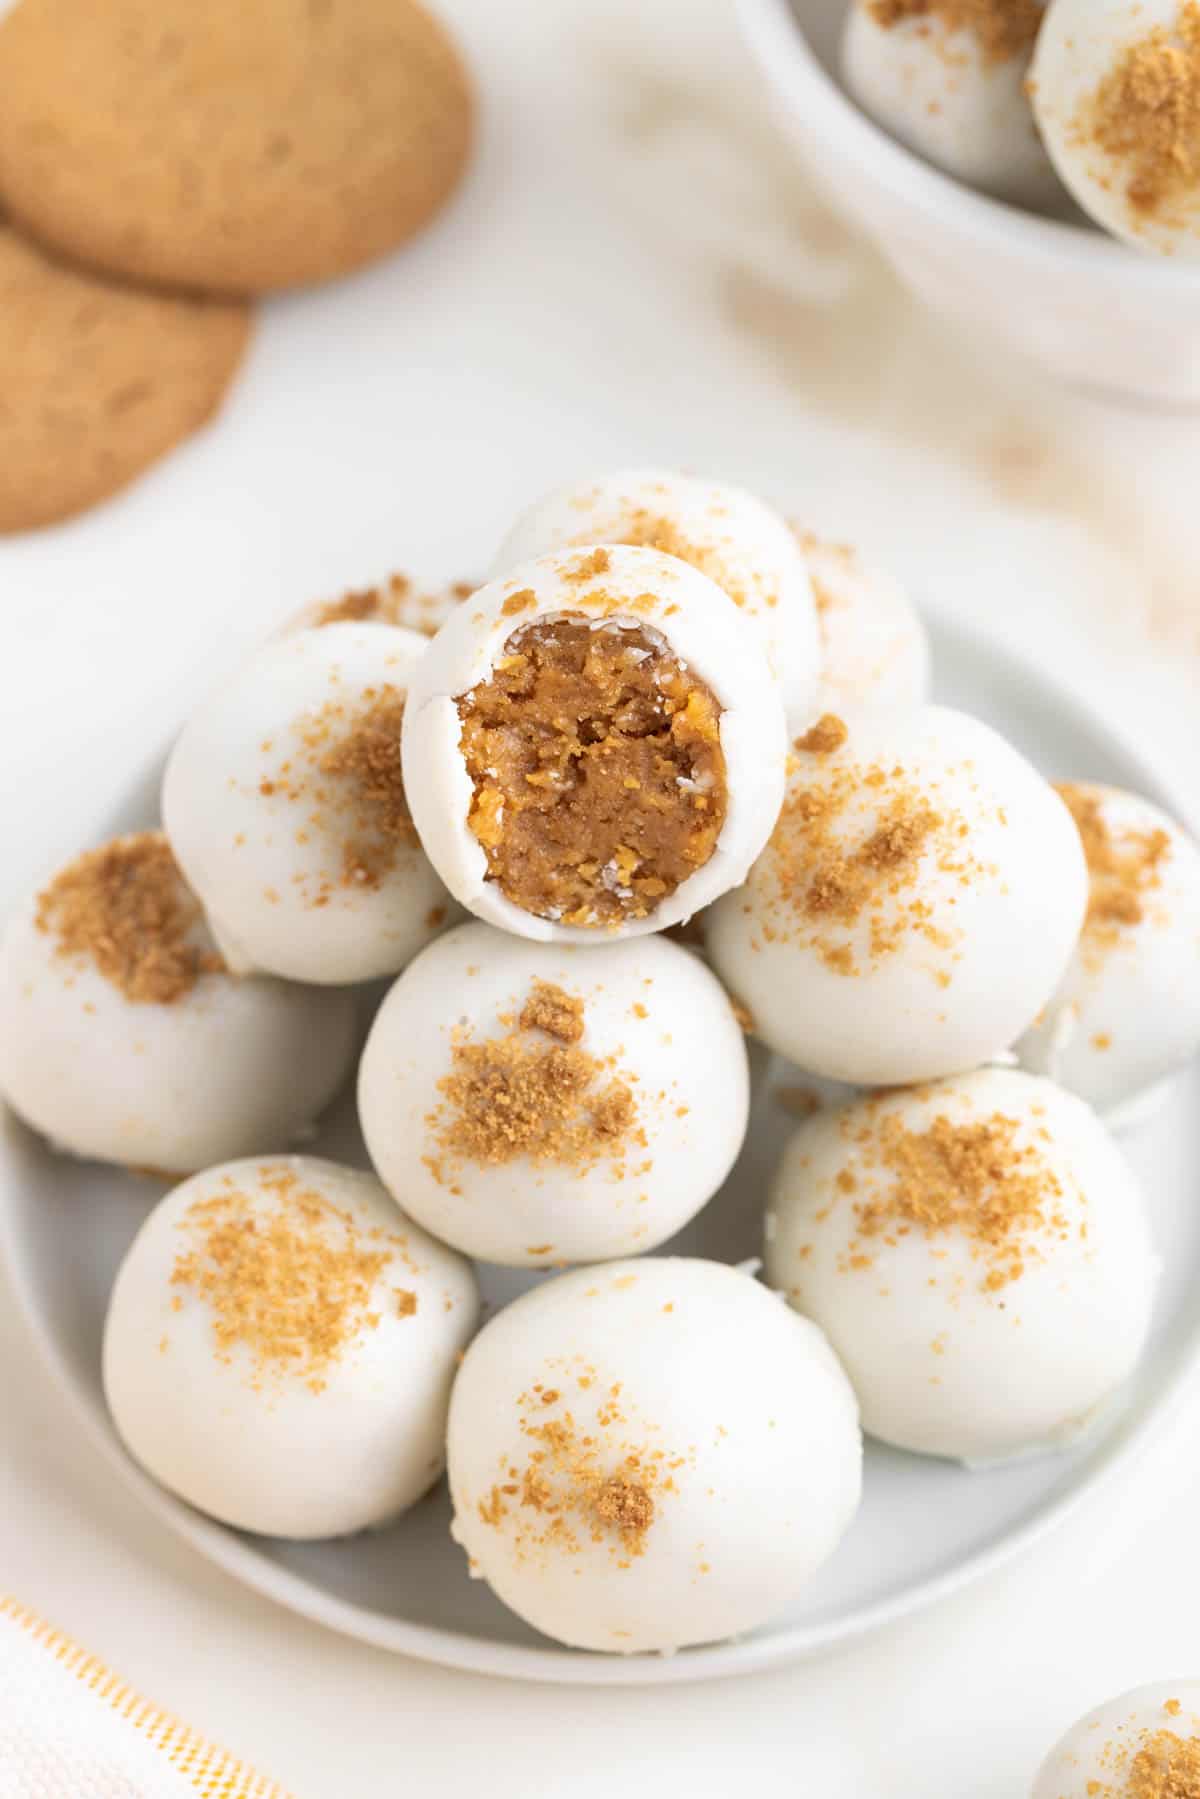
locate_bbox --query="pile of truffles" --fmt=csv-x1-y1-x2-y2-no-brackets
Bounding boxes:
3,466,1198,1658
842,0,1200,256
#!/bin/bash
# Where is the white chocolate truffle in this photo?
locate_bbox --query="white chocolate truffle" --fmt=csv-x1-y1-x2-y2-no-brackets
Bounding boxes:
495,470,821,729
446,1258,861,1653
842,0,1061,209
163,623,453,986
358,920,750,1267
766,1069,1156,1463
796,529,930,723
0,835,356,1174
706,706,1088,1086
104,1156,479,1538
1032,1681,1200,1798
1020,784,1200,1114
1032,0,1200,256
401,545,788,943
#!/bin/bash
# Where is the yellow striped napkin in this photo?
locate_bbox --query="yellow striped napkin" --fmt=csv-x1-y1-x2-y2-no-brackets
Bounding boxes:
0,1598,292,1798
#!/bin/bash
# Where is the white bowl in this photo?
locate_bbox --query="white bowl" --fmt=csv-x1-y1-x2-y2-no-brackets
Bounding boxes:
2,604,1199,1683
739,0,1200,405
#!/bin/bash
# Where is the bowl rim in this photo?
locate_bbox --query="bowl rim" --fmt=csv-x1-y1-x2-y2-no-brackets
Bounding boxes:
3,597,1199,1687
737,0,1200,293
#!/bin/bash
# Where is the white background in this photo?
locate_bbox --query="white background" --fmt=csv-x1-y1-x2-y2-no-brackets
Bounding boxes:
1,1,1198,1792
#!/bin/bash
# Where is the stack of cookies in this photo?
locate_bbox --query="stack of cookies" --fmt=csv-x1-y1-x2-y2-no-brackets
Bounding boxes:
0,0,472,532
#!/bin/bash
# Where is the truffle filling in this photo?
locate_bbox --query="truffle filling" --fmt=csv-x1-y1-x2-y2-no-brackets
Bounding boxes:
456,615,727,926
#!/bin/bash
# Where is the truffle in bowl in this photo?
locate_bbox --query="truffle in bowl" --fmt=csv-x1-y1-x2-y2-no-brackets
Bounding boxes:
739,0,1200,403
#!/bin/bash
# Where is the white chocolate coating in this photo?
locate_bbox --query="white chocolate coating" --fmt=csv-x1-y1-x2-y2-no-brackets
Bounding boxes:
104,1156,480,1539
0,851,356,1174
164,624,453,985
1032,1681,1200,1797
400,545,788,943
797,530,931,723
766,1069,1157,1463
446,1258,862,1653
495,470,822,729
706,705,1088,1087
1032,0,1200,256
1020,785,1200,1113
842,0,1061,209
358,921,750,1267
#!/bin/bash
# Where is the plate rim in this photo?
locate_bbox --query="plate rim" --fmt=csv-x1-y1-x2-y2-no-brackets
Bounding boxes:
3,598,1198,1687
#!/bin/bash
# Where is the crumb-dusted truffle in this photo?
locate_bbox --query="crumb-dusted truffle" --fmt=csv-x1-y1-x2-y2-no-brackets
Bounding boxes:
707,706,1088,1086
0,835,356,1173
104,1156,479,1539
1020,782,1200,1113
1032,0,1200,256
400,545,787,944
358,920,750,1267
1032,1681,1200,1799
493,469,822,729
447,1258,862,1653
766,1068,1157,1463
842,0,1059,207
164,622,453,985
792,529,930,724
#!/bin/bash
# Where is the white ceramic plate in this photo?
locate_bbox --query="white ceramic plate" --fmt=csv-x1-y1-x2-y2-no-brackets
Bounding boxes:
2,607,1197,1685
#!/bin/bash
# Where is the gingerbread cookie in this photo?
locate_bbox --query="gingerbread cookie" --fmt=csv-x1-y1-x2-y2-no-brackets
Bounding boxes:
0,224,250,533
0,0,473,295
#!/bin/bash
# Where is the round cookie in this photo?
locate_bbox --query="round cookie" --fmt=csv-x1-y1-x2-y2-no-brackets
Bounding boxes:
0,224,249,533
0,0,473,295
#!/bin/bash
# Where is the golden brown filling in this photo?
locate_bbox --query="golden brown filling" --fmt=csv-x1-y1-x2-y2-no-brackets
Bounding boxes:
456,616,727,926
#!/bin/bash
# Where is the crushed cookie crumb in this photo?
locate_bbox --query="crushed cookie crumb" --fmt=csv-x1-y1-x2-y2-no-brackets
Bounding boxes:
795,713,848,756
262,685,420,901
312,571,474,637
563,548,612,583
311,686,416,886
1059,783,1170,967
475,1378,686,1563
840,1108,1067,1292
591,1473,655,1546
35,833,223,1004
1078,1,1200,222
761,757,962,976
866,0,1042,63
171,1168,407,1394
1069,1713,1200,1796
431,987,639,1170
519,980,585,1044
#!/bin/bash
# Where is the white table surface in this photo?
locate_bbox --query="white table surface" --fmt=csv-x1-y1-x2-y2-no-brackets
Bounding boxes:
1,1,1198,1792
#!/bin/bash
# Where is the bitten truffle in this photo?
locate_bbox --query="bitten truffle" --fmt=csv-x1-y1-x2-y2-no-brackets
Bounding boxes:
401,545,787,942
